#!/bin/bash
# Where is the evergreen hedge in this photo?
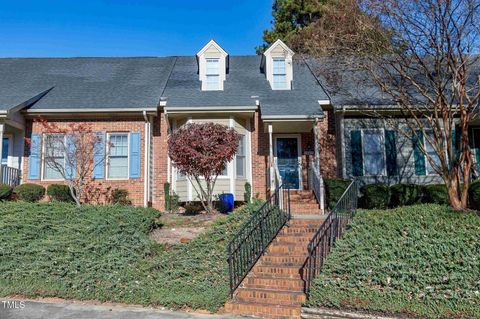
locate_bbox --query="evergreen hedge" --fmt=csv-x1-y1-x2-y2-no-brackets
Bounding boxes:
14,183,45,202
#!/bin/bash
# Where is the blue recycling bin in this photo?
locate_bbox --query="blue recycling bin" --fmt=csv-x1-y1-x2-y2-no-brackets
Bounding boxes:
219,193,234,213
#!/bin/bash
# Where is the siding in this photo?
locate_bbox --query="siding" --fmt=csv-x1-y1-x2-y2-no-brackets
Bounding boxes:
341,117,443,185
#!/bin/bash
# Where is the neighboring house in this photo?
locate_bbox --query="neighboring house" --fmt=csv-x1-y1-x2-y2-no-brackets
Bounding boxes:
1,39,477,209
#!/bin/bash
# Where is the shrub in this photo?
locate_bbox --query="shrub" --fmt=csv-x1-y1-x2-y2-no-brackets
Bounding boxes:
0,184,12,200
164,182,171,211
389,184,425,207
47,184,74,202
14,183,45,202
423,184,449,205
244,182,252,203
360,184,390,209
184,202,203,214
324,178,352,208
468,179,480,210
111,189,132,205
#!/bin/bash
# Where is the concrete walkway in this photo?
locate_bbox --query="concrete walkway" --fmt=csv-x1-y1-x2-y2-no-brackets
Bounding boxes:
0,299,241,319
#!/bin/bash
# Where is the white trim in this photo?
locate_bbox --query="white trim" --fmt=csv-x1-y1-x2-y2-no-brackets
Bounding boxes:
263,39,295,56
187,117,193,201
171,119,177,193
143,117,150,207
472,127,480,168
273,134,303,190
246,118,253,200
261,115,322,121
360,129,387,177
164,106,257,113
196,39,229,57
106,132,130,181
423,130,443,176
41,133,66,182
318,100,331,106
24,107,158,114
229,117,235,196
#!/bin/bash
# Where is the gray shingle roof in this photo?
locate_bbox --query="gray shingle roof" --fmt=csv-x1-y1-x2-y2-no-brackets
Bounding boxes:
0,57,175,111
0,55,328,117
163,56,329,117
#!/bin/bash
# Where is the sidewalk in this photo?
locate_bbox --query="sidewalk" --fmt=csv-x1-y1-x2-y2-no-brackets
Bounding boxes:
0,299,241,319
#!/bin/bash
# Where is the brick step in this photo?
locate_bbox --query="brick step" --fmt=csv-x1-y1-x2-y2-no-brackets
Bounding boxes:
242,276,304,291
290,204,321,210
288,219,325,226
261,254,308,267
225,300,301,319
279,226,319,235
267,243,309,255
289,197,317,202
251,265,302,278
234,288,305,306
290,210,324,216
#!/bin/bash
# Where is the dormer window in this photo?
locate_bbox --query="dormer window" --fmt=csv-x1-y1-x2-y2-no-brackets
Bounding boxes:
205,58,220,90
272,58,287,89
263,39,295,90
196,40,228,91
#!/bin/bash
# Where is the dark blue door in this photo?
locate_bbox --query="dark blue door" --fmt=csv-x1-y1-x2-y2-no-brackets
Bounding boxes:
276,137,300,189
2,138,8,165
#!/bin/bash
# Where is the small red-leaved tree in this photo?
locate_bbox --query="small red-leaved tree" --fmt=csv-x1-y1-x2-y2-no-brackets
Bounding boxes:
168,123,240,213
38,119,106,206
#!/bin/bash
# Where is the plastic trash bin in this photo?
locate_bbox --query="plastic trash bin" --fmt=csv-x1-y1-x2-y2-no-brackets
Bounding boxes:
219,193,234,213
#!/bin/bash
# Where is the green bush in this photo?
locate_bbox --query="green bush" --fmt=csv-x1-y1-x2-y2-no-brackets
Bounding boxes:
0,184,12,200
307,204,480,319
389,184,424,207
468,179,480,210
324,178,352,208
14,183,45,202
0,199,262,312
423,184,449,205
47,184,74,202
185,202,203,214
244,182,252,203
360,184,390,209
111,188,131,205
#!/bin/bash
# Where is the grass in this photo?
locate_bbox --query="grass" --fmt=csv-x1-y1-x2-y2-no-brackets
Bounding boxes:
0,200,262,312
307,204,480,319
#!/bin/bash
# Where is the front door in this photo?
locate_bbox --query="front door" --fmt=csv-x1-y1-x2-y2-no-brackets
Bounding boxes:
2,138,9,165
275,136,301,189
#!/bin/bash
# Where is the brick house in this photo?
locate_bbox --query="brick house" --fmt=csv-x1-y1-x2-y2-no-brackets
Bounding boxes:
0,40,335,210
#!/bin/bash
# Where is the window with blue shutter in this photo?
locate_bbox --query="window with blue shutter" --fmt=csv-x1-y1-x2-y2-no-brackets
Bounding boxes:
28,134,41,180
129,132,141,178
350,130,363,176
412,130,426,176
65,134,76,180
93,132,106,179
385,130,397,176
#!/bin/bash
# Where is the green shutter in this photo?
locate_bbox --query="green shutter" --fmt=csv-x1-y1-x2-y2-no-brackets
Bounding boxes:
412,130,426,176
385,130,397,176
350,130,363,177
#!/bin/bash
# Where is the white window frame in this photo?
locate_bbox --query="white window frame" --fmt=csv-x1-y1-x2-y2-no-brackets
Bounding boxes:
205,58,221,91
106,132,130,180
273,134,303,190
272,58,287,90
41,133,66,181
423,130,443,176
235,134,247,178
361,129,387,177
472,127,480,167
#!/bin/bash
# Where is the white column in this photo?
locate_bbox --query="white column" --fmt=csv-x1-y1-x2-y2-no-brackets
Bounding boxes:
268,123,275,190
0,123,4,183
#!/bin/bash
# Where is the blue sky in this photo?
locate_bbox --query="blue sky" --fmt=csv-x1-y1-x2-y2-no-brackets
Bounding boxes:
0,0,272,57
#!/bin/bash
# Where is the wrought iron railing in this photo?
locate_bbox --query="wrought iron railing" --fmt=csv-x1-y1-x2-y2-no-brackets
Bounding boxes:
1,165,22,188
302,180,358,298
228,184,291,296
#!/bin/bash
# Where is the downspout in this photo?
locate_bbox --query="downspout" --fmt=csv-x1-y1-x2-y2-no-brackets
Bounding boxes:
143,111,151,207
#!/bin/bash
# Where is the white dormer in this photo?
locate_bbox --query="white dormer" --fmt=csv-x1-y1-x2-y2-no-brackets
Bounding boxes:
196,40,228,91
263,39,294,90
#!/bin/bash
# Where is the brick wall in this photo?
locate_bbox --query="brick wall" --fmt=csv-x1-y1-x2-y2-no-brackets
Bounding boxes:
23,118,147,206
251,111,269,199
318,109,337,178
151,111,169,211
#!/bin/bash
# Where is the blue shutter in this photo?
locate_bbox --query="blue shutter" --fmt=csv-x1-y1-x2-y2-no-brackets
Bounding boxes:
129,132,141,178
412,130,426,176
93,132,106,179
65,134,76,180
28,134,41,180
385,130,398,176
350,130,363,177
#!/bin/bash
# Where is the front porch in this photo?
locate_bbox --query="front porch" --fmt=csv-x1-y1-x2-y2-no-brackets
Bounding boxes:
0,121,24,187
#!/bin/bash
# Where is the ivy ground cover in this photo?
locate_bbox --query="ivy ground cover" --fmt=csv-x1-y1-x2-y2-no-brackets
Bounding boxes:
0,201,260,312
307,204,480,319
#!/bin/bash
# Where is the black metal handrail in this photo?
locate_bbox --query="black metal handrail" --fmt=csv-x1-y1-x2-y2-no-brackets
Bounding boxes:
228,184,291,296
302,180,358,298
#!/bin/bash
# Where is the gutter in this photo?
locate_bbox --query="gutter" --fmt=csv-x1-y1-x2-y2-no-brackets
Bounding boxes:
24,107,159,114
261,114,324,121
164,105,258,114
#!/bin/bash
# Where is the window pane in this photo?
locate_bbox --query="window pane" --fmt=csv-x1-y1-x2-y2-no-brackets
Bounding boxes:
44,157,64,180
236,135,246,177
109,156,128,178
273,59,286,74
273,74,287,89
2,138,8,164
425,131,440,174
206,59,219,75
206,75,220,90
363,131,385,175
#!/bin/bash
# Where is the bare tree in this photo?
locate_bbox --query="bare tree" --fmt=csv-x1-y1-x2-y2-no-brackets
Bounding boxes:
39,119,106,206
